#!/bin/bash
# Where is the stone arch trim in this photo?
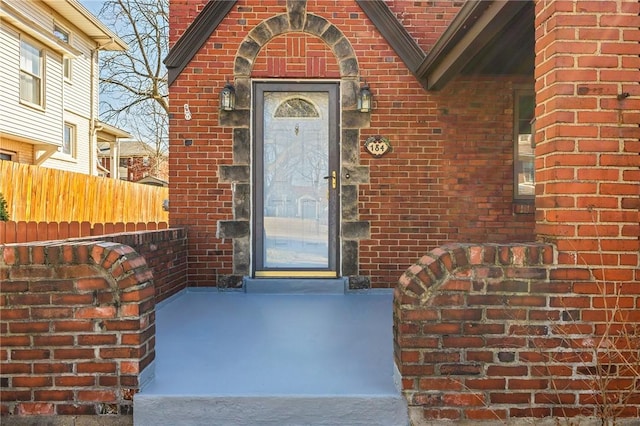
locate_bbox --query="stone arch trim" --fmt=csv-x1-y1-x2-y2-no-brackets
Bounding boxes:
219,4,371,288
234,13,359,80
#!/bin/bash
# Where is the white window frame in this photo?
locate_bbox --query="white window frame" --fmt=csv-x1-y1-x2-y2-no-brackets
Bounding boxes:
53,24,70,43
513,87,535,202
63,57,72,81
53,24,72,82
62,123,76,157
19,38,44,107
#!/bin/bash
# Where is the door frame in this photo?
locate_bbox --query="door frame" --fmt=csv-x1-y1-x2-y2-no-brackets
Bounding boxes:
252,81,341,278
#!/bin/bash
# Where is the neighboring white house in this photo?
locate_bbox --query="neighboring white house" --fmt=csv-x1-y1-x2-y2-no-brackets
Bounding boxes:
0,0,129,176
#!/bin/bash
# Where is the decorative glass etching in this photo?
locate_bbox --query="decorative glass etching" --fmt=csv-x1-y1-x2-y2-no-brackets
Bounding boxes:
274,98,320,118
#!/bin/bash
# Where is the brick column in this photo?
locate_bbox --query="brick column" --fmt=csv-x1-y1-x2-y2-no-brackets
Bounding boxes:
534,0,640,275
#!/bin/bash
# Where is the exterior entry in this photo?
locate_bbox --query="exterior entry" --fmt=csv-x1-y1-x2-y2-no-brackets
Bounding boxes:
253,82,340,278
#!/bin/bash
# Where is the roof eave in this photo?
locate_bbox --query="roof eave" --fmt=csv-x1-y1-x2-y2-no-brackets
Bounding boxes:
417,0,530,91
44,0,128,51
165,0,238,86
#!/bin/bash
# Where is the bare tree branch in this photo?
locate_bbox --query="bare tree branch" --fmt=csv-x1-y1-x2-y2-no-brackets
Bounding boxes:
96,0,169,168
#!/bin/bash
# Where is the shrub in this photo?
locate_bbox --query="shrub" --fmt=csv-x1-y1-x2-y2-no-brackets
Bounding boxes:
0,192,9,221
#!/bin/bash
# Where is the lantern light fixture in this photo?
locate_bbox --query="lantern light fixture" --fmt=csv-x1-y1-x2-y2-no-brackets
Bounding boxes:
220,80,236,111
357,82,372,113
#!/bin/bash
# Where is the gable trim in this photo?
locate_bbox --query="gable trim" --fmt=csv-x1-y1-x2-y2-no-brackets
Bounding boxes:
165,0,238,86
416,0,530,90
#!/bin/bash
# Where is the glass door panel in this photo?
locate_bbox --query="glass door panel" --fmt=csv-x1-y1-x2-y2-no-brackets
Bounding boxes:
254,83,339,277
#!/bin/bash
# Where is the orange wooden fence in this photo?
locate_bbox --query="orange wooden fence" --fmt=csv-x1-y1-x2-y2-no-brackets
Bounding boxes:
0,221,170,244
0,161,168,223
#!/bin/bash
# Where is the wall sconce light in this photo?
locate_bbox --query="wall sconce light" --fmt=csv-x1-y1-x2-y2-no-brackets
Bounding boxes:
357,82,372,113
220,81,236,111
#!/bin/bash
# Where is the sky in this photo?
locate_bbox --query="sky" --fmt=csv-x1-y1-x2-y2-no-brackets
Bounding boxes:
79,0,104,16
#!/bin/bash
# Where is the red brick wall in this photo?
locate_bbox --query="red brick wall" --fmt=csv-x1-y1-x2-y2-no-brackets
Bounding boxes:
396,243,640,422
252,33,341,78
0,242,156,417
393,0,640,422
360,75,536,286
386,0,463,52
95,229,188,303
169,0,536,287
534,0,640,275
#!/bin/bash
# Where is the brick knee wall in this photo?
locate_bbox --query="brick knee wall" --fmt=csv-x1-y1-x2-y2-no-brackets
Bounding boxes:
0,242,156,417
93,229,188,303
395,243,640,422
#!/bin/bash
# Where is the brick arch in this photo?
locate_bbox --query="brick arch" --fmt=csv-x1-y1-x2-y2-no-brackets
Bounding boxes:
251,32,341,79
396,243,554,305
394,243,640,422
233,13,359,80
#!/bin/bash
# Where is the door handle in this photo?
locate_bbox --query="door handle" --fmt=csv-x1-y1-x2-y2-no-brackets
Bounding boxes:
323,171,337,189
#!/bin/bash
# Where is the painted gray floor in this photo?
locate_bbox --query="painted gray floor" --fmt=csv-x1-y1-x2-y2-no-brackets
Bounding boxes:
134,288,408,425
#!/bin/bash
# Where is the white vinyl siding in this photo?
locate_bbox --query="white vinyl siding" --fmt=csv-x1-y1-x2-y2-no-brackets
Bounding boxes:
61,36,94,118
3,0,57,31
0,0,119,176
0,26,62,146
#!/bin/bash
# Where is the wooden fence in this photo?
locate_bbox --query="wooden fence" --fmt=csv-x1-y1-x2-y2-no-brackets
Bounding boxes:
0,221,170,244
0,161,168,223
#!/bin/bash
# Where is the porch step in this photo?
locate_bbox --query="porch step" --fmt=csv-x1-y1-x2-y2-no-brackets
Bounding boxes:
134,395,408,425
243,277,347,294
134,289,408,426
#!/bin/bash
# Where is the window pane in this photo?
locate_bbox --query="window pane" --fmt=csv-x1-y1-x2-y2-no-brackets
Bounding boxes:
20,41,41,76
20,73,41,105
515,92,535,199
53,26,69,43
63,58,72,80
63,124,74,156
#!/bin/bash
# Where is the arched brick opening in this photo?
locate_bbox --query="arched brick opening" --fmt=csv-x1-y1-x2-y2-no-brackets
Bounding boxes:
395,242,640,422
218,5,372,287
0,241,156,416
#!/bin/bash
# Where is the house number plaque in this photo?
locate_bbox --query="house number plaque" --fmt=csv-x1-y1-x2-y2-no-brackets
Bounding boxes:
364,135,392,157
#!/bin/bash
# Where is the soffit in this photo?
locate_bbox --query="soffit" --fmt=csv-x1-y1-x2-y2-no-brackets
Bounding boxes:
358,0,534,90
416,0,535,90
96,120,132,143
43,0,128,50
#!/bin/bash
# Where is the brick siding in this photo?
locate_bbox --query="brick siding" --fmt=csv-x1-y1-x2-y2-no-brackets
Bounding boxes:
394,0,640,423
168,0,536,287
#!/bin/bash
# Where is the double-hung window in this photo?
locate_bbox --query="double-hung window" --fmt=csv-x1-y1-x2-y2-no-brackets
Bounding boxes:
20,39,43,106
514,88,535,201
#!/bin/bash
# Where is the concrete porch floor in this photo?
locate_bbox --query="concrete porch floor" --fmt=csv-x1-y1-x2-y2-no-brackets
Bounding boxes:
134,287,409,425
